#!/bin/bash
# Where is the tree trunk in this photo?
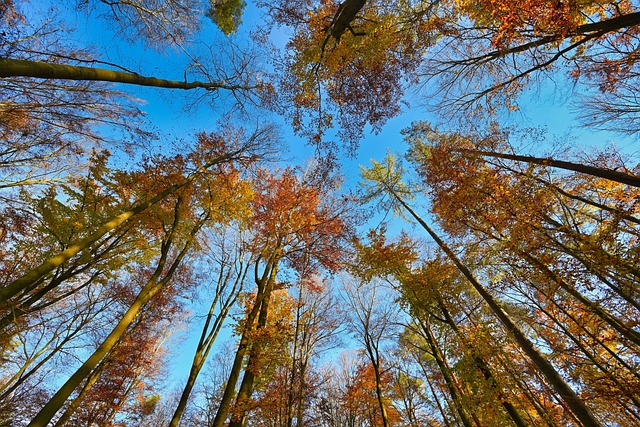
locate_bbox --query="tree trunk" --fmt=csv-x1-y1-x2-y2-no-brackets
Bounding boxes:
169,255,248,427
228,268,278,427
0,58,250,91
458,148,640,188
419,319,475,427
210,256,279,427
436,300,530,427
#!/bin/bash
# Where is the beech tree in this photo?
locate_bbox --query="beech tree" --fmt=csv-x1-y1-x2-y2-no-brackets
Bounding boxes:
253,0,640,148
342,276,400,427
402,125,640,423
361,153,605,427
0,125,275,308
169,224,254,427
212,167,349,427
255,0,435,150
355,229,534,427
419,1,640,122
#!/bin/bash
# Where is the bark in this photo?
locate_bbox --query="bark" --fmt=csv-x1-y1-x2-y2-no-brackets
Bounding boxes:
389,189,604,427
459,148,640,188
0,58,251,91
210,255,279,427
370,355,390,427
53,356,108,427
329,0,367,41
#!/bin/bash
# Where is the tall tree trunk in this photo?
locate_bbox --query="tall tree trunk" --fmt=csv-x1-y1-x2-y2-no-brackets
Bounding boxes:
435,300,530,427
0,58,252,91
228,267,278,427
419,319,475,427
53,356,107,427
169,254,248,427
211,256,279,427
390,190,604,427
458,148,640,188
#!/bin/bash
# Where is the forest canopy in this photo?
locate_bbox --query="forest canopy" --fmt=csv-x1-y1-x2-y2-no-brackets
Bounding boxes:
1,1,639,427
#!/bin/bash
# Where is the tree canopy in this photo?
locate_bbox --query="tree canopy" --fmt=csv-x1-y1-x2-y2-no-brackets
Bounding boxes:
1,0,639,426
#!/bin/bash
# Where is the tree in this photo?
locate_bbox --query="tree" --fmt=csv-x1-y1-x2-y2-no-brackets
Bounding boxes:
208,0,247,35
212,167,349,427
26,190,202,427
53,270,183,427
256,0,640,145
341,360,403,427
342,276,400,427
0,152,154,339
168,224,254,427
256,0,434,150
355,229,534,427
23,126,267,426
284,278,343,427
0,58,261,92
401,125,640,421
0,125,275,307
361,153,605,427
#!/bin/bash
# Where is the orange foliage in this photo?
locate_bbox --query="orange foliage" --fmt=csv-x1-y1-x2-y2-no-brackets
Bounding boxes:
250,168,347,274
341,362,403,427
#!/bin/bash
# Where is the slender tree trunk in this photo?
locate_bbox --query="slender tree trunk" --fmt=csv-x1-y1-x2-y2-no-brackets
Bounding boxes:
53,357,107,427
286,288,304,427
296,359,308,427
370,358,391,427
0,58,251,91
228,268,278,427
419,319,475,427
422,372,454,427
522,252,640,347
436,301,530,427
390,190,604,427
458,148,640,188
169,256,248,427
211,256,279,427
